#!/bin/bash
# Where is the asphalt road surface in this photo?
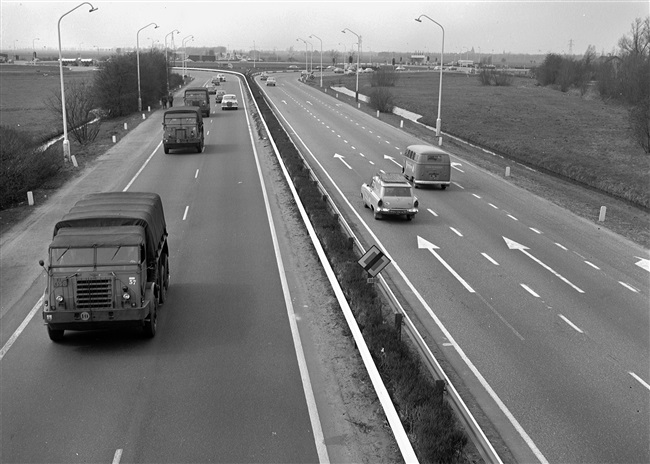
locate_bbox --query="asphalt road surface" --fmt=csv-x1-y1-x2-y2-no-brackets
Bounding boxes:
258,70,650,464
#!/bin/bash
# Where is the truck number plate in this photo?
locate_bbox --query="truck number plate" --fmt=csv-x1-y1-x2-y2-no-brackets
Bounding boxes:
54,278,68,287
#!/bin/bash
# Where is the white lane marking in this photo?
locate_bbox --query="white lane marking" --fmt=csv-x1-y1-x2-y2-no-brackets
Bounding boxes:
520,284,540,297
452,182,464,189
359,152,365,157
482,253,499,265
472,193,481,199
206,130,210,136
182,206,189,221
507,214,519,221
351,146,356,150
112,449,123,464
195,169,199,179
629,372,650,391
0,296,42,361
619,281,639,293
504,237,585,293
123,142,162,191
427,209,438,217
247,76,331,462
555,242,568,251
344,140,348,144
450,227,463,237
418,237,475,293
333,153,352,170
369,161,375,165
489,203,498,209
559,314,584,333
529,228,542,234
584,261,600,270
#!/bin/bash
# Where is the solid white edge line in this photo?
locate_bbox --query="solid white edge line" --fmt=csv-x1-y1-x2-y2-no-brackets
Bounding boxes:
629,372,650,391
0,296,43,361
122,142,162,192
112,449,123,464
261,82,547,463
520,284,540,298
240,75,330,463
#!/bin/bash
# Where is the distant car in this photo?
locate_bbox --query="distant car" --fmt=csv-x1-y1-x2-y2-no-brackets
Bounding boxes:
326,65,334,70
266,77,276,86
362,67,374,73
344,69,355,75
361,173,419,220
288,65,298,71
333,67,343,74
395,66,406,71
217,74,226,82
207,84,218,95
260,72,268,81
215,90,226,103
221,94,239,110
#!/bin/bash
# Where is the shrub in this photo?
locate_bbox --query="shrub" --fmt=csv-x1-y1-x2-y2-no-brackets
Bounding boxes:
0,126,63,209
371,67,399,87
369,87,395,113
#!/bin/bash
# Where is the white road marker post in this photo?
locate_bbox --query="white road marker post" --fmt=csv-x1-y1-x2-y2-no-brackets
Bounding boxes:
599,206,606,222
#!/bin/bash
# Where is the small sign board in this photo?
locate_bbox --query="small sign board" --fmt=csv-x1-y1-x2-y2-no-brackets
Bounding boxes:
358,245,391,277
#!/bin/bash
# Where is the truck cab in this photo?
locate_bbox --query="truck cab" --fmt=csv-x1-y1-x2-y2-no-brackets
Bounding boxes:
41,192,170,341
162,107,204,154
183,87,210,117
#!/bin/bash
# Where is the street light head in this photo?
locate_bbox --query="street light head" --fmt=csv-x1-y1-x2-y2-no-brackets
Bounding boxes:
341,30,346,34
154,24,160,29
415,18,422,22
89,7,98,13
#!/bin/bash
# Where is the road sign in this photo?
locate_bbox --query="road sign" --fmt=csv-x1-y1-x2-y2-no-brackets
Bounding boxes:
358,245,391,277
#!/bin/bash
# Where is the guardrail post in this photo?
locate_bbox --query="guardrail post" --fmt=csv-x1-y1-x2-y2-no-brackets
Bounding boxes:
599,206,607,222
395,313,403,340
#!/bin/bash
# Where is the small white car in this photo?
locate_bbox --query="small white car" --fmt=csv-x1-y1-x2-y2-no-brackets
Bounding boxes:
361,173,419,220
266,77,276,86
217,73,226,82
221,94,239,110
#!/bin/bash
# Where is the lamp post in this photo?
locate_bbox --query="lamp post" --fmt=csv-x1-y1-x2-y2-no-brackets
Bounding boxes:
58,2,98,162
309,34,323,87
296,38,308,77
416,14,445,138
164,29,179,94
32,38,40,64
253,40,256,68
342,28,361,102
182,35,194,80
137,22,159,112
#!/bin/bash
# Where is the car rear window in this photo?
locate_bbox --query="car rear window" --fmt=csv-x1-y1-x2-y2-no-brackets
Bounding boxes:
384,187,412,197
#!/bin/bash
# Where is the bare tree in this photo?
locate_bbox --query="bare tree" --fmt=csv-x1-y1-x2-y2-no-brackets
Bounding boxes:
47,79,101,145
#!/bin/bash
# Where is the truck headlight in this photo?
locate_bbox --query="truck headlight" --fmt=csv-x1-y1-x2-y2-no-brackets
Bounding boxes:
56,295,64,304
122,293,131,301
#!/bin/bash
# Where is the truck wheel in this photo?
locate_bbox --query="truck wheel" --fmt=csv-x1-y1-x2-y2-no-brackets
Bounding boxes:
373,208,382,220
47,326,64,342
164,145,169,154
158,259,168,305
144,303,157,338
441,185,447,190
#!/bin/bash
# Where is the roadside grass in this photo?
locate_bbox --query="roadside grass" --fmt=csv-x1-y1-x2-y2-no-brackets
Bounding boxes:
325,72,650,209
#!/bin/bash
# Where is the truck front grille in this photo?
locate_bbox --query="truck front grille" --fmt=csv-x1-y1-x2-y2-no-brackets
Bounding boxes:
76,278,113,309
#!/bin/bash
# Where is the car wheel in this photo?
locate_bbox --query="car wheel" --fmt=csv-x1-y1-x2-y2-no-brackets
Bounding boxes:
47,326,64,342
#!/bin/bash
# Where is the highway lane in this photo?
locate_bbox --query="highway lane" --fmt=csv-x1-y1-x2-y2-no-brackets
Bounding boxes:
260,71,650,463
1,73,322,463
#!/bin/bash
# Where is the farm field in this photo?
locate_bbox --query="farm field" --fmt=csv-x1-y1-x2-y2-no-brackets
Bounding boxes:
325,71,650,210
0,63,93,142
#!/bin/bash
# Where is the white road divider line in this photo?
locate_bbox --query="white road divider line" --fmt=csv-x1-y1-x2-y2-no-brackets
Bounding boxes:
629,372,650,391
619,281,639,293
482,253,499,265
559,314,584,333
520,284,540,297
182,206,189,221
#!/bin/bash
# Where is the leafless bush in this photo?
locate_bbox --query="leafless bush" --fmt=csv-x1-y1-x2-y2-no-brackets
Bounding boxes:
371,67,399,87
47,80,101,145
369,87,395,113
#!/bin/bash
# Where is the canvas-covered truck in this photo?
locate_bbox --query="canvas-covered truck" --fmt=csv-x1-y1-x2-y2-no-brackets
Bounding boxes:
162,107,204,154
40,192,170,341
183,87,210,117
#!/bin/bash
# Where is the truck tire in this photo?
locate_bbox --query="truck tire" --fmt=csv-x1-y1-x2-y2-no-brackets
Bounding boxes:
143,286,158,338
47,326,64,342
158,257,168,305
164,145,169,154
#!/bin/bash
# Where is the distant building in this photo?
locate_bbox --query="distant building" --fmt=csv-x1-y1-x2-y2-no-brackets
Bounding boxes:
458,60,474,67
410,51,426,64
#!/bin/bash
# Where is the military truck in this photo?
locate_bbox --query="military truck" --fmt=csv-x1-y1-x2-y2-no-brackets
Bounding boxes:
162,107,204,154
183,87,210,117
40,192,170,341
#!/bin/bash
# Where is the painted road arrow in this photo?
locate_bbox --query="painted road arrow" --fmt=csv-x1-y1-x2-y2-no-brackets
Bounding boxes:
503,237,585,293
334,153,352,169
383,155,402,167
417,236,475,293
635,256,650,272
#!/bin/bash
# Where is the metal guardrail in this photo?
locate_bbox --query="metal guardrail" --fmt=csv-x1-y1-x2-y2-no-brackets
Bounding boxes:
254,79,504,464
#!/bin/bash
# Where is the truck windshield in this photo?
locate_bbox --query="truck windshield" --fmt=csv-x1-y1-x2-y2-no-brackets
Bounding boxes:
51,246,140,266
165,116,197,124
185,92,206,99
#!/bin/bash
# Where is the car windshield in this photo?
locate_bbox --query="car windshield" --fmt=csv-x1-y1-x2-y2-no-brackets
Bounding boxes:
383,187,412,197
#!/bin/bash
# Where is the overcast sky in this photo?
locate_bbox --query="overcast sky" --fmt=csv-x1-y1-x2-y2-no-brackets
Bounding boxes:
1,0,648,56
